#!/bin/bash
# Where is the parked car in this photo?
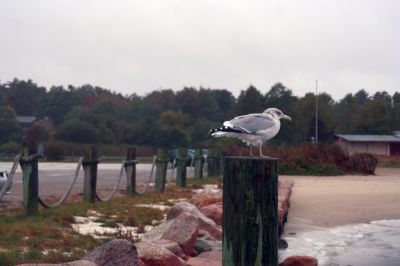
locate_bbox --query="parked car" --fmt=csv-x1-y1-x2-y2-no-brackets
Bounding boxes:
167,149,208,168
0,170,11,193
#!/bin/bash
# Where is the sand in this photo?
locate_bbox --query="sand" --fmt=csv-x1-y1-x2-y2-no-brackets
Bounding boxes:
281,167,400,234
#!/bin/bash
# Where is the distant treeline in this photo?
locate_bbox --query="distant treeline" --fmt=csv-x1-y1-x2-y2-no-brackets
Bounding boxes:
0,79,399,148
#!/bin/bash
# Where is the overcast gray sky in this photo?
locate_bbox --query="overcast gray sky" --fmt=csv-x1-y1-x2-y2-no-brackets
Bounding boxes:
0,0,398,99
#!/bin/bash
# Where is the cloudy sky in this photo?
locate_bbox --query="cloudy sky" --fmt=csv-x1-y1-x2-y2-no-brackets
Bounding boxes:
0,0,398,99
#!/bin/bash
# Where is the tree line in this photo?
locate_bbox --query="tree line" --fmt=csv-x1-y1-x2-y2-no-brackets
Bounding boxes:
0,79,399,149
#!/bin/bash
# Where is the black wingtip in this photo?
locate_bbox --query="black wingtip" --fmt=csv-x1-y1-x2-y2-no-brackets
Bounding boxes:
209,126,243,135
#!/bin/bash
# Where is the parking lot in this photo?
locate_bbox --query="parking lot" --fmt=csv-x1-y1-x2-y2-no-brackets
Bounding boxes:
0,161,195,208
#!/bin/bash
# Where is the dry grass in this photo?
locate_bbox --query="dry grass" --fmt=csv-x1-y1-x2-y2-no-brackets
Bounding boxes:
0,185,197,265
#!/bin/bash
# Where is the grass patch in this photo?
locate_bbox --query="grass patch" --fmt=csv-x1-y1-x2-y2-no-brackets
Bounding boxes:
187,176,222,188
279,162,344,176
0,186,193,265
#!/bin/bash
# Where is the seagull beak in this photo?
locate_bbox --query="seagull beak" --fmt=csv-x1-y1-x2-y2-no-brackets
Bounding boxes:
282,115,291,121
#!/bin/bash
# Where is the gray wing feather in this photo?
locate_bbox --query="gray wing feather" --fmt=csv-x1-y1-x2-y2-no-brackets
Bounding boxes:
228,114,275,134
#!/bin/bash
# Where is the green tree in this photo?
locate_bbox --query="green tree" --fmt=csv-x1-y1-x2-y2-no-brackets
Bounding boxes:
25,122,53,144
156,111,191,147
0,105,22,142
5,79,47,116
235,85,265,115
57,120,98,144
264,83,300,144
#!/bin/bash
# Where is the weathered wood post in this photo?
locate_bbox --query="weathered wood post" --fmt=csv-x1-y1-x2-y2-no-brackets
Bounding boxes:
82,146,99,203
19,144,41,214
194,148,204,179
208,148,222,177
176,148,187,187
207,148,215,177
223,157,278,266
155,148,168,192
214,148,222,176
125,147,137,197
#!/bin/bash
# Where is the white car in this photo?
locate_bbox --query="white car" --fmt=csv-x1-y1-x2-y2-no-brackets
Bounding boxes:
0,170,11,193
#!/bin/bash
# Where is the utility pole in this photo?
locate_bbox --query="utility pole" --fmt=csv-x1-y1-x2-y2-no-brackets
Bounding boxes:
315,80,318,144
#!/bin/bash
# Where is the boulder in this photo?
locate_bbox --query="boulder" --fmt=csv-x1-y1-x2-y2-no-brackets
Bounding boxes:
16,261,96,266
279,256,318,266
194,238,212,253
186,257,222,266
152,239,185,259
197,230,216,241
136,241,185,266
197,251,222,260
194,238,222,253
141,219,175,242
192,190,222,208
162,212,199,256
200,204,222,225
278,194,289,211
186,250,222,266
167,201,222,240
82,239,139,266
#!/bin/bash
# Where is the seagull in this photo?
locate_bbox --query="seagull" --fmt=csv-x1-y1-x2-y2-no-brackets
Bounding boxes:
209,108,291,157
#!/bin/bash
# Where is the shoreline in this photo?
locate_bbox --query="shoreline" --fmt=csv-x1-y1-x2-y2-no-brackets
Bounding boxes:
281,167,400,235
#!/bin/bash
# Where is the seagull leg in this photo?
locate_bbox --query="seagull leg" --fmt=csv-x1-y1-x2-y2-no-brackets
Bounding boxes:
249,145,254,157
259,145,272,159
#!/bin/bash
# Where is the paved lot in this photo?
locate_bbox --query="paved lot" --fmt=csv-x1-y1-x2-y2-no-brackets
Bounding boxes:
0,161,196,207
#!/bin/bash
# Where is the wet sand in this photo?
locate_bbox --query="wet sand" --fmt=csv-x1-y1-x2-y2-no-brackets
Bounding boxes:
281,167,400,234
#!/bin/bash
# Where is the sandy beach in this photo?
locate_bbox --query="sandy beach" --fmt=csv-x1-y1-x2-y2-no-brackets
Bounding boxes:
281,167,400,234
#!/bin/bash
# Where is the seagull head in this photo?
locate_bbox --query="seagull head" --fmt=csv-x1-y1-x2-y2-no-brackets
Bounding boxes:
264,108,292,121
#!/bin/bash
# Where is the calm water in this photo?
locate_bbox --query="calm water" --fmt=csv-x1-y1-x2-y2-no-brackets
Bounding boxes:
279,219,400,266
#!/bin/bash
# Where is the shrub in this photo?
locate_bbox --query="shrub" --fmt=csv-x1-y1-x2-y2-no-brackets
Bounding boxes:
0,141,20,155
45,142,65,161
349,153,378,174
221,143,375,175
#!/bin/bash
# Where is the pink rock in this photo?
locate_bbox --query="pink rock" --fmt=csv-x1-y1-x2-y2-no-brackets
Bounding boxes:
186,251,222,266
192,191,222,208
136,241,185,266
279,256,318,266
186,257,222,266
153,239,185,259
197,251,222,260
200,204,222,225
167,201,222,240
278,194,289,211
162,212,200,256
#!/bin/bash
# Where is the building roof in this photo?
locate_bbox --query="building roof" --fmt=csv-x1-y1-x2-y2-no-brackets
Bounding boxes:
16,116,37,123
335,134,400,143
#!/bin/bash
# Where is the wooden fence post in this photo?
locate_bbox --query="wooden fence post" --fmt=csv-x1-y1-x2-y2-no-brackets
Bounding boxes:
155,148,168,192
194,148,204,179
19,145,41,215
207,147,222,177
176,148,187,187
214,148,222,176
207,148,216,177
125,147,136,197
82,146,99,203
223,157,278,266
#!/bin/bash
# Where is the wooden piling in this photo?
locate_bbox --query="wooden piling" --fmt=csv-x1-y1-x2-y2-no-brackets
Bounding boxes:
194,148,204,179
82,146,99,203
223,157,278,266
176,148,187,187
155,148,168,192
125,147,137,197
19,144,41,215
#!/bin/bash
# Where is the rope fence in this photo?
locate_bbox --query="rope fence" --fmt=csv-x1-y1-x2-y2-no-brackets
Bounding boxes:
0,146,215,214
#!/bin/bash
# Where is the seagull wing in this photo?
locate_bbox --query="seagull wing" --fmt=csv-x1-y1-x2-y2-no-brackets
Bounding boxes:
224,113,276,134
